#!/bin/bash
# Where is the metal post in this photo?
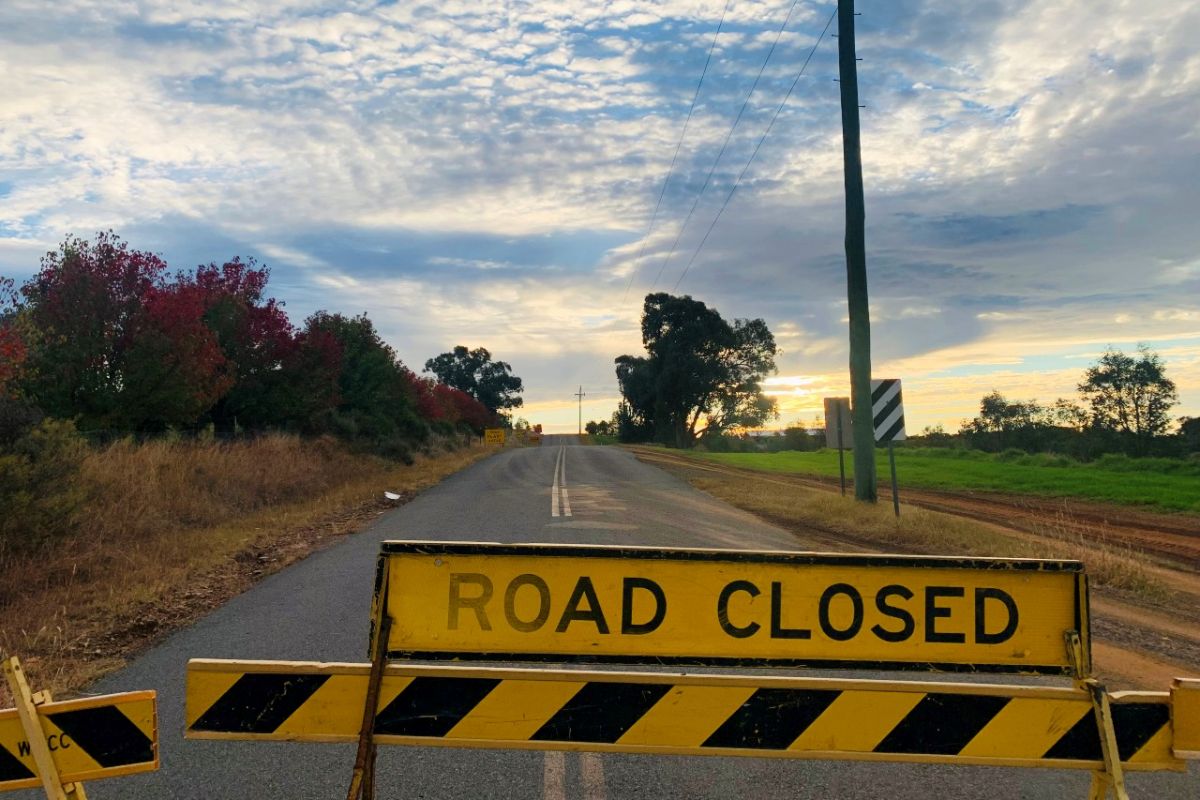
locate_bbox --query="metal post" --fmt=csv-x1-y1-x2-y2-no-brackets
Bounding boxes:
837,0,877,502
837,412,846,496
888,442,899,517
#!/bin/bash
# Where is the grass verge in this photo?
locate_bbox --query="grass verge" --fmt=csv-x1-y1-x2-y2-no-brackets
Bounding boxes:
693,449,1200,513
0,435,491,702
682,470,1167,600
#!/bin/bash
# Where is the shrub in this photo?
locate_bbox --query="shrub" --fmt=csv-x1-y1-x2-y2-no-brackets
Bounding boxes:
0,419,87,552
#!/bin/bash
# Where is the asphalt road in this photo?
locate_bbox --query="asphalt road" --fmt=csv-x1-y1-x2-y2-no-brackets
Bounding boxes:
52,435,1196,798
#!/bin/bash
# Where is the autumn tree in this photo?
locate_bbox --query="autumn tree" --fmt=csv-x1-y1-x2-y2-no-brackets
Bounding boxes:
180,258,300,430
117,282,232,430
615,293,778,447
424,346,523,414
18,233,170,427
0,277,25,399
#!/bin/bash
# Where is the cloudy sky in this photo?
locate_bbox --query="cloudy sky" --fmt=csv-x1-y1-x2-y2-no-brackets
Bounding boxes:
2,0,1197,433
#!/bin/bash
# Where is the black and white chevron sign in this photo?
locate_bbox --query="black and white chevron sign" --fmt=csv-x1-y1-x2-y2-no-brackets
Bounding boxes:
871,379,906,444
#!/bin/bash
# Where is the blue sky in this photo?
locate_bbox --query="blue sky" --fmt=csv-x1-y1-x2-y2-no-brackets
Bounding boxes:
1,0,1197,432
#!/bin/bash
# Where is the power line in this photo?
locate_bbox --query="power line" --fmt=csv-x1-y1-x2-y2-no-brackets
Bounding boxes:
622,0,733,304
650,0,805,293
673,5,838,292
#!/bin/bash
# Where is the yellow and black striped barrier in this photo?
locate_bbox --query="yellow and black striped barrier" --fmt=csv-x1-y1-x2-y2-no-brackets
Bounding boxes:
1,658,158,795
186,659,1199,773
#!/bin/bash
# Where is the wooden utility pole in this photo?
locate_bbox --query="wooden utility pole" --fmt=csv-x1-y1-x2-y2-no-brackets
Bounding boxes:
575,386,586,435
837,0,877,501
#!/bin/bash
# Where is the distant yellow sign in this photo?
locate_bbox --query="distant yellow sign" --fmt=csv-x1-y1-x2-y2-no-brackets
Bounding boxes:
374,542,1087,674
484,429,506,445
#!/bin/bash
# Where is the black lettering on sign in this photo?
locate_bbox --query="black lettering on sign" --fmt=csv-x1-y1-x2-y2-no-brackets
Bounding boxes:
871,585,915,642
47,734,71,751
925,586,965,643
975,588,1019,644
716,580,761,639
818,583,864,641
17,741,31,758
621,577,667,635
448,573,493,631
769,582,811,640
504,574,552,633
555,577,610,634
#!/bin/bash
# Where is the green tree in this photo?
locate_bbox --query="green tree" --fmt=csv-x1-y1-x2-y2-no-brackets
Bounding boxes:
1179,416,1200,453
615,293,778,448
306,312,425,445
1078,345,1177,452
424,346,523,414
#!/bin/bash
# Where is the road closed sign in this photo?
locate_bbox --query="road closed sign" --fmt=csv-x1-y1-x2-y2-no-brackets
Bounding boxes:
484,429,506,445
374,542,1088,675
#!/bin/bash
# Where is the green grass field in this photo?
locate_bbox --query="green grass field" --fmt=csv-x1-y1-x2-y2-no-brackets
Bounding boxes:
692,448,1200,513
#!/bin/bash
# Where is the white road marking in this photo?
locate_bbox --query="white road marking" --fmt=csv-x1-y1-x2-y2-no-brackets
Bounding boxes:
542,751,565,800
551,446,562,517
580,753,606,800
551,446,571,518
560,447,572,516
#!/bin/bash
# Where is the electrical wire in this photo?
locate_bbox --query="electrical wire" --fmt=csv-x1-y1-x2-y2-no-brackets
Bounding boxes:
622,0,733,303
650,0,806,292
672,5,837,291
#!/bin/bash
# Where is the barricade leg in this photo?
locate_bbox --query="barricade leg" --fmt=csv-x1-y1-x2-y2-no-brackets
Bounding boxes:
3,656,88,800
346,614,392,800
1086,680,1129,800
1065,629,1129,800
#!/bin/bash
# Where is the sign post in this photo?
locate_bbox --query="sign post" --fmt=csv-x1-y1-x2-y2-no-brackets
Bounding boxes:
871,379,906,517
824,397,853,496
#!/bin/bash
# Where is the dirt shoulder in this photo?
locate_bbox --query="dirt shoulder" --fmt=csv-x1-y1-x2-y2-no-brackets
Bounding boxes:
0,444,494,704
631,446,1200,690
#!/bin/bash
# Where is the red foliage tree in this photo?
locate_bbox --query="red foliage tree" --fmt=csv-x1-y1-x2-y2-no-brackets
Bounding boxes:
280,325,343,430
0,277,25,397
20,232,171,427
403,371,447,424
183,258,298,429
120,283,234,429
446,387,496,433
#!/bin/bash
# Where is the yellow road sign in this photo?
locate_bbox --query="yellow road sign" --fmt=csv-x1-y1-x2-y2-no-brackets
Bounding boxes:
373,542,1088,674
186,659,1189,772
0,692,158,793
484,429,505,445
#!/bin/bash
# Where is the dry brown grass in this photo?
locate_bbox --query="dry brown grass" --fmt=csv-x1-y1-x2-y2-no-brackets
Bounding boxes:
689,474,1167,600
0,435,491,701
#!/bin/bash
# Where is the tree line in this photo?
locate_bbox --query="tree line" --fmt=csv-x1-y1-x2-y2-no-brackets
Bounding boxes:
0,232,523,457
950,345,1191,458
605,293,1194,460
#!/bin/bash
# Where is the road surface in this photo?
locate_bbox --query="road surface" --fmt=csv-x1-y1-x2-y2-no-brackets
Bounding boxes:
55,436,1196,798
